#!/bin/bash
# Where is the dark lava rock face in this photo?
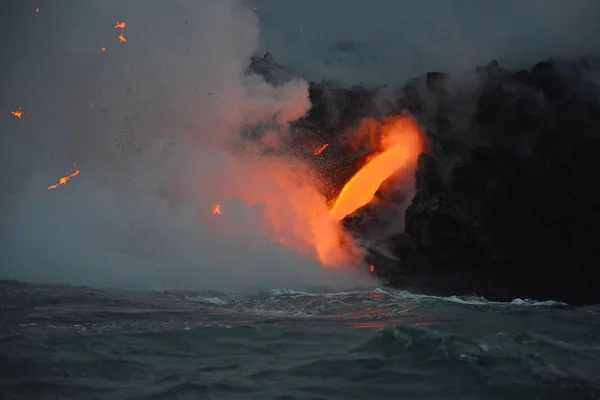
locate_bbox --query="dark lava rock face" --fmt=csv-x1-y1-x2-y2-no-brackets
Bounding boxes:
395,59,600,305
249,53,600,305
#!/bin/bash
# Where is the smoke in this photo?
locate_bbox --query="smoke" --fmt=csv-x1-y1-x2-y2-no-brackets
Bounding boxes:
0,0,367,291
254,0,600,87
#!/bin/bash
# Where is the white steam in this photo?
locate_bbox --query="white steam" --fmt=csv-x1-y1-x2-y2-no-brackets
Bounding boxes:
0,0,367,291
254,0,600,86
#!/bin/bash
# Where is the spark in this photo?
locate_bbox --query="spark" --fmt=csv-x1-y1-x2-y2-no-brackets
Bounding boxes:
113,19,127,43
11,107,31,119
314,143,329,155
35,7,39,13
213,205,221,215
369,265,375,272
48,169,80,191
11,107,22,119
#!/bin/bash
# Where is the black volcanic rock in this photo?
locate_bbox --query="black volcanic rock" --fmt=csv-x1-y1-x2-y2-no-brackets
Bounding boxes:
397,59,600,305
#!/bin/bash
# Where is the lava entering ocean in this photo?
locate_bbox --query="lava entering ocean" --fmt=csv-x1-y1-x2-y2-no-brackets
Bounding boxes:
317,115,423,266
214,115,423,270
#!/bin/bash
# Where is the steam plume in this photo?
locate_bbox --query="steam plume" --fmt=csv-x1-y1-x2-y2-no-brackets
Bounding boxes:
0,0,366,291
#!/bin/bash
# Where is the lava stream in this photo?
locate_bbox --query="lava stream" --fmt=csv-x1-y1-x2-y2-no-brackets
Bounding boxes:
328,115,424,222
329,144,408,221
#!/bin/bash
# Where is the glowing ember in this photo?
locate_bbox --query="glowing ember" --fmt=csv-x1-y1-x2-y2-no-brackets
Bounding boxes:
48,169,80,191
35,7,39,13
329,115,423,222
113,19,127,42
11,107,31,119
370,265,375,272
101,47,106,52
11,107,22,119
213,204,221,215
314,143,329,155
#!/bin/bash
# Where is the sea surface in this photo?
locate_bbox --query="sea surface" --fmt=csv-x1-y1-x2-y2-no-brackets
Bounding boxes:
1,280,599,400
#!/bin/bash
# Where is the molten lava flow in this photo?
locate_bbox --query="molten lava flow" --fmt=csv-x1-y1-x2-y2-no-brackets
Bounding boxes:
314,143,329,155
329,144,407,221
48,169,80,191
329,115,423,222
213,204,221,215
205,114,421,270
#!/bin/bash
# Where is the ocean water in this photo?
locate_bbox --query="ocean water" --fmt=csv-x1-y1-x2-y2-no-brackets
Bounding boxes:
1,280,599,399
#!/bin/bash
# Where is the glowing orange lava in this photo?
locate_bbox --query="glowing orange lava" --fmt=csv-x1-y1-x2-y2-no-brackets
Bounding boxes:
209,116,421,270
48,169,80,191
113,19,127,42
329,115,423,222
213,204,221,215
330,144,408,221
11,107,22,119
314,143,329,155
215,156,357,268
11,107,31,119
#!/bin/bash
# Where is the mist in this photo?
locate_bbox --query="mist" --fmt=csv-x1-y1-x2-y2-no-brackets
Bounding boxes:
1,0,599,292
0,0,367,291
254,0,600,86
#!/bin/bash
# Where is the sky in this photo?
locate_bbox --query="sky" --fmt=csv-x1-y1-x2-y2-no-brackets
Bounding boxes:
0,0,598,291
253,0,600,85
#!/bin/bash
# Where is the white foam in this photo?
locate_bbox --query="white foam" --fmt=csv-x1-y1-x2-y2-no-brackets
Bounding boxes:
263,287,569,308
186,296,229,306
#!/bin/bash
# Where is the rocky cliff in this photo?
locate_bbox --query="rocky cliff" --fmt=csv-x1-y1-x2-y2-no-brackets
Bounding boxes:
250,53,600,305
